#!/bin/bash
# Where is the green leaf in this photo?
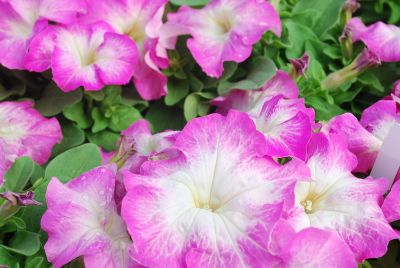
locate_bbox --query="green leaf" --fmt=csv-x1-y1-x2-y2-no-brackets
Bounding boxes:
63,102,92,129
169,0,209,6
45,143,102,182
218,57,277,95
145,102,186,132
285,20,319,59
1,230,40,256
165,79,189,106
25,256,46,268
108,105,142,132
91,107,108,133
0,80,26,101
36,83,83,116
52,122,85,156
292,0,346,36
0,247,16,267
2,216,26,231
87,130,119,152
184,93,199,121
188,74,204,92
2,157,34,192
306,95,346,121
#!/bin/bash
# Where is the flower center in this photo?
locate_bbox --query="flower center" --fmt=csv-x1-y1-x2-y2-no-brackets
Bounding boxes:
126,20,146,44
300,199,314,214
81,49,97,66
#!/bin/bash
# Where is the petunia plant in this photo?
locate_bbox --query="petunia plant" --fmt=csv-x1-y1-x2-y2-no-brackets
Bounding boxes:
0,0,400,267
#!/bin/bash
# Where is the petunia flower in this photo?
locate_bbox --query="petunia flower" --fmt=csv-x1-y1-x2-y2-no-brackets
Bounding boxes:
51,23,139,92
269,221,357,267
0,191,41,206
112,119,178,173
212,70,298,117
347,18,400,62
160,0,281,78
0,0,86,70
284,133,397,262
121,110,309,267
0,101,62,185
41,165,137,268
81,0,169,100
254,95,314,160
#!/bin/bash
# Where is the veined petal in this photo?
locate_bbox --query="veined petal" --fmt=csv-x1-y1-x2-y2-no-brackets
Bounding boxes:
95,32,138,85
382,179,400,223
284,228,357,268
360,100,399,141
212,71,299,117
0,101,61,165
122,110,305,267
42,166,134,268
323,113,382,173
359,21,400,62
25,25,59,72
255,96,313,159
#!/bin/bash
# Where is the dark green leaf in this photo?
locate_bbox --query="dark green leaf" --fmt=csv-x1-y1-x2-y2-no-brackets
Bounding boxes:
36,83,83,116
87,130,119,152
52,122,85,156
165,79,189,106
63,102,92,129
108,105,142,132
218,57,277,95
145,102,186,132
169,0,209,6
1,230,40,256
2,157,34,192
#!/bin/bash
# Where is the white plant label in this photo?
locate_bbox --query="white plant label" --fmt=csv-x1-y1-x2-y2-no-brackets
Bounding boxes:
371,123,400,188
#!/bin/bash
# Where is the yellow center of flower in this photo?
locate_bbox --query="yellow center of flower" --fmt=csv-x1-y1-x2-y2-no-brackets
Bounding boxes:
300,199,314,213
126,20,146,43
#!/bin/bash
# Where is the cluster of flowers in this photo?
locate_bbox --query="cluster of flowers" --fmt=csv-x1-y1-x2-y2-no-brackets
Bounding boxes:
39,70,400,267
0,0,280,100
0,0,400,267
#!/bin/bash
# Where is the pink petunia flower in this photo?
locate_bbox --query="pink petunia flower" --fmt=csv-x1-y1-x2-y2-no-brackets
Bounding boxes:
41,165,138,268
0,101,62,185
81,0,169,100
212,70,299,117
284,133,397,262
116,119,178,173
51,23,139,92
254,95,315,160
347,18,400,62
0,0,86,70
323,100,400,174
121,110,309,267
160,0,281,78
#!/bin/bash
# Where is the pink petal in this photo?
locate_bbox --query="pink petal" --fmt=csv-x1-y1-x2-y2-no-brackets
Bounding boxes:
323,113,382,173
382,179,400,223
0,101,62,165
24,25,59,72
95,32,138,85
42,165,134,268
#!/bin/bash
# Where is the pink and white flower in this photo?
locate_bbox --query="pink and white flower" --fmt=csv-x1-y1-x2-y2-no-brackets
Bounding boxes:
347,18,400,62
51,23,139,92
323,100,400,173
82,0,169,100
160,0,281,78
254,95,314,160
212,70,299,117
121,111,309,267
284,133,397,262
115,119,178,173
0,0,86,70
42,165,136,268
0,101,62,185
